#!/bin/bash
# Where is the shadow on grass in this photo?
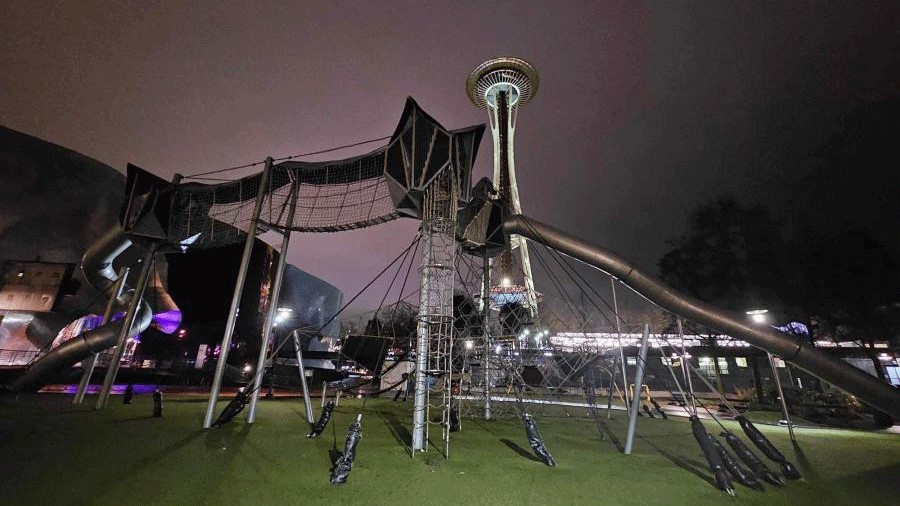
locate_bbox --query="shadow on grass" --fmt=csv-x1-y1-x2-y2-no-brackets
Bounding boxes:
641,438,717,489
501,438,541,463
382,410,412,455
204,422,251,452
79,427,209,502
329,447,343,465
833,462,900,501
108,414,160,423
791,440,815,479
590,414,624,453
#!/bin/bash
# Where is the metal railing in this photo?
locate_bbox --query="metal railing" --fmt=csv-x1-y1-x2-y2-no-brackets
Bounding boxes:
0,349,41,366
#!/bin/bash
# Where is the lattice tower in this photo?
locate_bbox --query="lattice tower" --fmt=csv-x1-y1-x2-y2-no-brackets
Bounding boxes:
411,169,458,455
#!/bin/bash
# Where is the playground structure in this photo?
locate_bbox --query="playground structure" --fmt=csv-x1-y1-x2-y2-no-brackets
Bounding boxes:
9,56,900,494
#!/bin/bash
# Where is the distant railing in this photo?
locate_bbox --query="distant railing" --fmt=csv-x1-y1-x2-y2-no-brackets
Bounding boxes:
0,349,41,366
0,349,195,370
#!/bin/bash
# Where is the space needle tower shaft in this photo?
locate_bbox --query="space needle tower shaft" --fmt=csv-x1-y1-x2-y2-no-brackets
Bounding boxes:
467,57,540,317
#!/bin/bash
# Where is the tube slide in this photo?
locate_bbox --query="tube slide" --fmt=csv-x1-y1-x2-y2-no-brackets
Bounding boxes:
504,214,900,420
11,226,165,392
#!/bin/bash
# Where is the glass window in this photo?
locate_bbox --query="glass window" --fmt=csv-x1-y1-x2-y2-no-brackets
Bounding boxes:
885,366,900,387
717,357,729,375
774,358,786,368
661,357,679,367
735,357,748,368
698,357,716,378
627,357,637,366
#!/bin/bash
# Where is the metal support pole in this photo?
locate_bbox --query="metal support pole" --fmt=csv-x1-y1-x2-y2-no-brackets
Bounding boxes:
624,324,650,455
247,178,297,423
610,277,630,412
677,317,696,414
321,382,327,408
768,352,796,442
96,249,155,409
606,355,617,419
74,267,128,404
481,254,492,420
203,157,273,428
292,331,315,425
412,312,430,451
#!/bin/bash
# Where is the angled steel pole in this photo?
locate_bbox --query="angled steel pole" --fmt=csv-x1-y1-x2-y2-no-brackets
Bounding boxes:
606,355,617,419
768,352,796,442
624,324,650,455
482,254,492,420
610,276,630,412
74,267,128,404
247,177,297,423
96,249,155,409
292,330,315,425
203,157,273,428
677,317,696,414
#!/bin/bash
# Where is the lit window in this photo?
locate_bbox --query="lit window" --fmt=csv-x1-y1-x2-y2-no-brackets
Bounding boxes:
735,357,748,368
774,358,786,368
717,357,729,375
698,357,716,377
627,357,637,366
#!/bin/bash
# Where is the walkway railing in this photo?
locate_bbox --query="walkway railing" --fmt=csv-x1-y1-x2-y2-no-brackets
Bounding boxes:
0,349,41,367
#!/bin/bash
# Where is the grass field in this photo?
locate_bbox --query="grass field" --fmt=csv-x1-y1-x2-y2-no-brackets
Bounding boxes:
1,393,897,505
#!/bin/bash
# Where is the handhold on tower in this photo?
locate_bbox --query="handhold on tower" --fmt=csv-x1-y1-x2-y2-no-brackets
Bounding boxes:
456,177,508,257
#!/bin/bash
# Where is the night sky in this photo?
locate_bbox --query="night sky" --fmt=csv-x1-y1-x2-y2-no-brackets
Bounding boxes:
1,1,896,313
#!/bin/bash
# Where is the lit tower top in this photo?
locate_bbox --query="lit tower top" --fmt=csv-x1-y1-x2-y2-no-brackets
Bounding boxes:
466,57,540,317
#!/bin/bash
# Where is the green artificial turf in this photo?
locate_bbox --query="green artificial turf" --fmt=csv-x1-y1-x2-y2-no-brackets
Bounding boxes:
0,393,897,505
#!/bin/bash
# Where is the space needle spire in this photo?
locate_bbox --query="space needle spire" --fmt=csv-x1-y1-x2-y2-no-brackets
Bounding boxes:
466,57,540,317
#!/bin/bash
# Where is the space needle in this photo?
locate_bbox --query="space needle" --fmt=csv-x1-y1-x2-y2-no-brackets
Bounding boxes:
466,57,540,318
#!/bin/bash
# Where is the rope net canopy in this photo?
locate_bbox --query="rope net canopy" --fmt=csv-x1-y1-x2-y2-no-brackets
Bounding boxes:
122,97,485,249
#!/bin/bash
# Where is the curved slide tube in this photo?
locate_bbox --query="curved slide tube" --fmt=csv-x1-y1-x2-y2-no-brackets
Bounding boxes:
11,226,158,393
504,214,900,420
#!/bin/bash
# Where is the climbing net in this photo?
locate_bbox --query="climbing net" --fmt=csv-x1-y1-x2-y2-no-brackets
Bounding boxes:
169,148,399,249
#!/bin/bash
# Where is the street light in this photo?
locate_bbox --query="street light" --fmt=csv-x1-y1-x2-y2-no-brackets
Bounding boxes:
746,309,768,324
274,307,293,327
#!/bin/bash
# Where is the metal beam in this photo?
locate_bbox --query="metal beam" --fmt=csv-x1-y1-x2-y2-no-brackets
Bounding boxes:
624,324,650,455
292,331,316,425
74,267,128,404
203,157,273,428
95,248,155,409
247,177,298,423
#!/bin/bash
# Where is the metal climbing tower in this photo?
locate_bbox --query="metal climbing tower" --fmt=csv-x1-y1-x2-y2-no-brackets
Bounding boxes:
411,169,458,454
466,57,540,318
